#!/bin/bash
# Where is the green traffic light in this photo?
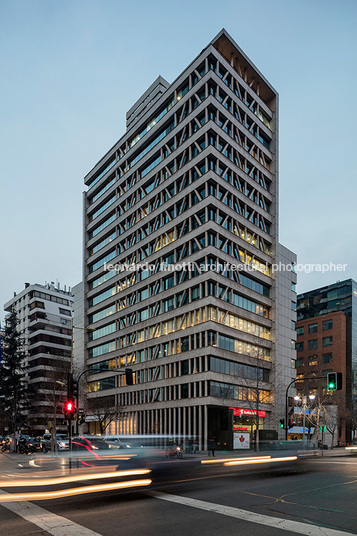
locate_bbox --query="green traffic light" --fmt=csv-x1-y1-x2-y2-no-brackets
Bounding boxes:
328,382,335,389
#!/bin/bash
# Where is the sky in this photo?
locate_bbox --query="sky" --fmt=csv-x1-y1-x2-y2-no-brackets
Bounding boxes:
1,0,356,323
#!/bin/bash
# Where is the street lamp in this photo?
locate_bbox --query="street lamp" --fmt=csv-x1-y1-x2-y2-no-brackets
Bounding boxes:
294,394,315,443
68,324,94,450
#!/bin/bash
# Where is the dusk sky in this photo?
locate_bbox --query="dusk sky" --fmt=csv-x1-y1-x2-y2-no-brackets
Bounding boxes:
1,0,356,322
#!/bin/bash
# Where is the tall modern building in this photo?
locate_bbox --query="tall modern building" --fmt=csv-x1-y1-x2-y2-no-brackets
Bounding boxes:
4,282,73,434
297,278,357,443
82,29,297,448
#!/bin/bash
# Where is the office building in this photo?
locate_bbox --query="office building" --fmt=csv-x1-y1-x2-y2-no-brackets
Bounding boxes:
296,278,357,444
4,282,73,434
82,29,297,448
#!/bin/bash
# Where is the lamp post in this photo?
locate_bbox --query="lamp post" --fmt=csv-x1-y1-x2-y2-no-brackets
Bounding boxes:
294,394,315,444
68,324,94,450
285,379,297,440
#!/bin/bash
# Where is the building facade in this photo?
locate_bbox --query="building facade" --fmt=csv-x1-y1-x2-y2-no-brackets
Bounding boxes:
82,29,297,448
295,311,347,444
297,279,357,443
4,282,73,434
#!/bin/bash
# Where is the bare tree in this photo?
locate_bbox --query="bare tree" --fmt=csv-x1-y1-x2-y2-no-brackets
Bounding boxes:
86,395,125,435
40,361,69,436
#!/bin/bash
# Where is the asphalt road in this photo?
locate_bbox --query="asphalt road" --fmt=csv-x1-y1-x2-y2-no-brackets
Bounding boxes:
0,454,356,536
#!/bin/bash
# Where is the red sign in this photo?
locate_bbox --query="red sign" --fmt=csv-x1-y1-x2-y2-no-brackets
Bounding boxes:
234,426,248,431
230,407,266,418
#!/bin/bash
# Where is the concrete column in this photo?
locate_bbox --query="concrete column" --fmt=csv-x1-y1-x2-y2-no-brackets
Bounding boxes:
193,405,196,440
204,405,208,451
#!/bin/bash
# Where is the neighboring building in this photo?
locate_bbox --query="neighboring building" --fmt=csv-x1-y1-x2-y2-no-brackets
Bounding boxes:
82,29,297,448
296,278,357,444
72,281,86,376
295,311,347,444
4,282,73,434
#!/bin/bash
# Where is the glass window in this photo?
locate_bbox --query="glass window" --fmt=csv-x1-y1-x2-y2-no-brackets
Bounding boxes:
191,286,200,301
295,342,304,352
90,195,116,221
139,308,149,321
163,297,175,313
181,360,189,375
210,356,269,382
296,326,304,336
163,275,175,290
91,322,116,341
295,358,304,368
88,158,116,190
139,287,149,301
323,353,333,363
89,249,116,273
308,323,318,334
323,336,333,347
181,383,189,399
181,336,189,353
308,356,318,366
89,340,116,358
89,286,116,306
308,339,318,350
323,320,333,331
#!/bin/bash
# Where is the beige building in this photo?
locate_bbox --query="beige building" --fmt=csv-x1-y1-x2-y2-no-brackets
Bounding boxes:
81,30,297,449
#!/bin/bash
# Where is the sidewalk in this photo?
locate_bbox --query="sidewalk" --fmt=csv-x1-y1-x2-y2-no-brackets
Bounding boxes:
187,447,354,459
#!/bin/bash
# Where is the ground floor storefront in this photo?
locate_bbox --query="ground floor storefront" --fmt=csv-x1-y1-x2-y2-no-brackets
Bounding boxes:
86,403,273,450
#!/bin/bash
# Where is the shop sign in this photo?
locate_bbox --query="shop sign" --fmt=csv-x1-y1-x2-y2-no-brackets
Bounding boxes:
233,426,249,431
233,432,250,449
230,407,266,418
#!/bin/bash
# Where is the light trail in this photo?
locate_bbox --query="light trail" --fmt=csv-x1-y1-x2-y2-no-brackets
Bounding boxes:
0,469,150,487
201,456,271,465
0,479,152,502
224,456,298,466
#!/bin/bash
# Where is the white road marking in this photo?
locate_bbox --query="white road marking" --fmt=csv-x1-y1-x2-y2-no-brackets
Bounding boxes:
315,461,357,466
29,459,40,467
0,490,102,536
147,490,355,536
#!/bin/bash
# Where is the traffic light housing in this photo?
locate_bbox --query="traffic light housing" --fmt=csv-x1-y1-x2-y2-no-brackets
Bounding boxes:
67,372,73,399
279,419,284,429
73,380,78,400
327,372,343,390
64,400,75,420
125,368,134,386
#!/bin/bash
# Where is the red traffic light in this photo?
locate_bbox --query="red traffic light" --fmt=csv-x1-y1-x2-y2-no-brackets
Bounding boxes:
64,400,75,420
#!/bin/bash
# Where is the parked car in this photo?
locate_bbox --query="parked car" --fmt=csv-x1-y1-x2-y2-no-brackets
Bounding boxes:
41,433,69,452
103,437,131,449
28,436,42,452
71,436,110,452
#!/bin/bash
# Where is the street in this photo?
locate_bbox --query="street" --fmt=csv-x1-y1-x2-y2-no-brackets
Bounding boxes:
0,452,356,536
